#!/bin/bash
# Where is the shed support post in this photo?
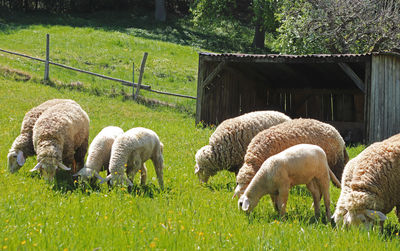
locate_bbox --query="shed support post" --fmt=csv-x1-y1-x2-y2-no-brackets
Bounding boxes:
338,62,365,93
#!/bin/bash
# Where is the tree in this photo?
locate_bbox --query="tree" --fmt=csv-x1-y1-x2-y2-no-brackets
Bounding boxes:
155,0,167,22
274,0,400,54
191,0,278,49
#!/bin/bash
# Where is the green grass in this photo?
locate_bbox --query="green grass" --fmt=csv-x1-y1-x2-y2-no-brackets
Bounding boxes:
1,74,400,250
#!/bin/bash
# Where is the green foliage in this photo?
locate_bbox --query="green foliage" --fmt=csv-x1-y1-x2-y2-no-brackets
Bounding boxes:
1,77,400,249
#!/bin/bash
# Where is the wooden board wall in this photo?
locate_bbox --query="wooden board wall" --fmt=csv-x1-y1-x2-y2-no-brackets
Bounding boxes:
368,55,400,143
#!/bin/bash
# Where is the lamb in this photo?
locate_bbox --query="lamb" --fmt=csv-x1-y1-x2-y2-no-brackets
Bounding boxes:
238,144,339,220
73,126,124,182
194,111,291,183
29,101,90,181
234,118,348,198
333,133,400,229
7,99,77,173
101,127,164,189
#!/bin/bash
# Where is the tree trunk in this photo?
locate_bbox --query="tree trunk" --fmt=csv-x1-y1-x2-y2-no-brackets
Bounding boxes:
155,0,167,22
252,23,266,49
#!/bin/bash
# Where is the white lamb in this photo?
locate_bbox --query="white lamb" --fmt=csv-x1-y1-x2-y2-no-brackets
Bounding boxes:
333,133,400,229
73,126,124,182
102,127,164,189
30,102,90,181
7,99,77,173
238,144,340,221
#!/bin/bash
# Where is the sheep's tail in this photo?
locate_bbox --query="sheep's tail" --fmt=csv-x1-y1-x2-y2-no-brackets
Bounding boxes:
329,169,341,188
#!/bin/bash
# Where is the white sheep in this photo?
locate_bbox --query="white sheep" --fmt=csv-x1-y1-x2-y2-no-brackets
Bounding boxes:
234,118,348,199
238,144,339,221
195,111,291,183
102,127,164,189
333,133,400,229
73,126,124,182
7,99,77,173
30,101,90,181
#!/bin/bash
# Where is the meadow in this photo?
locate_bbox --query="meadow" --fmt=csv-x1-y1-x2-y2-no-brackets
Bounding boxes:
1,11,400,251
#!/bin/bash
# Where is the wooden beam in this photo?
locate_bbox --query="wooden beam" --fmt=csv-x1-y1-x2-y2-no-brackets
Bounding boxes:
201,61,226,89
338,62,365,93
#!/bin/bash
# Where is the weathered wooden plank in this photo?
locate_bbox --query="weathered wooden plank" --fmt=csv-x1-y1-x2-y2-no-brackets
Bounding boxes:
364,59,371,143
195,57,205,124
396,57,400,135
201,61,226,89
338,62,365,93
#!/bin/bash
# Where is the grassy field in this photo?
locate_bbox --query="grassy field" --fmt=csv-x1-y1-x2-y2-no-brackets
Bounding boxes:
1,10,400,250
1,74,400,250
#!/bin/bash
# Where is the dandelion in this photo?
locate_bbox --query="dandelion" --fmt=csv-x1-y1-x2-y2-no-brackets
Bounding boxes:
121,187,126,191
198,232,204,236
74,180,78,183
181,225,185,230
21,241,26,245
115,172,118,175
63,248,68,251
149,242,156,248
37,223,42,227
138,169,141,173
4,238,8,241
124,164,127,167
2,246,7,250
324,244,328,248
397,232,399,236
5,220,9,223
104,216,108,220
33,244,38,247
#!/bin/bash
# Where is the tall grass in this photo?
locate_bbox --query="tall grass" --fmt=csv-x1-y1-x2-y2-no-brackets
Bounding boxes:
1,75,400,250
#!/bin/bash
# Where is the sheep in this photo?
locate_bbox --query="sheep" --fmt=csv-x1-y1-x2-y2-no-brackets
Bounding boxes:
102,127,164,189
238,144,340,220
234,118,348,198
73,126,124,182
332,133,400,229
194,111,291,183
30,101,90,181
7,99,77,173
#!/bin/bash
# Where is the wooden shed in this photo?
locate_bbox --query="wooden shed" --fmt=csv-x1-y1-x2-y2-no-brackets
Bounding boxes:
196,52,400,144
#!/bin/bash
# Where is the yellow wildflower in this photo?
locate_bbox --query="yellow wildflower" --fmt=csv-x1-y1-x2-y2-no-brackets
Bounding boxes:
21,241,26,245
4,238,8,241
149,242,156,248
2,246,7,250
33,244,38,247
104,216,108,220
181,225,185,230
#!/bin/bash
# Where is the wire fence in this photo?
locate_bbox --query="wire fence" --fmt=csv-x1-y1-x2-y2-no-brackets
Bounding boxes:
0,34,196,100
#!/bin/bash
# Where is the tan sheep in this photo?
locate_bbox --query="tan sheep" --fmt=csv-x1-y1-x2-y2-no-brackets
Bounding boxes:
30,102,90,181
234,118,348,198
194,111,291,183
238,144,337,220
333,133,400,229
7,99,77,173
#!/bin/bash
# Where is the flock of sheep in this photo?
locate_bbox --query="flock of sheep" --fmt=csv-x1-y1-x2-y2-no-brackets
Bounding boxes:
7,99,400,231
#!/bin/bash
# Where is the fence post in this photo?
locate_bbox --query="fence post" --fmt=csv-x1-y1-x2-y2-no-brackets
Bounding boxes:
44,34,50,81
134,52,148,100
132,62,135,98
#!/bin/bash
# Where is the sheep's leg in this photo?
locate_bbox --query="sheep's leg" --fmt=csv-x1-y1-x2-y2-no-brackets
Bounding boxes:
140,164,147,186
276,187,289,217
319,177,331,221
152,155,164,190
307,180,322,219
270,193,279,212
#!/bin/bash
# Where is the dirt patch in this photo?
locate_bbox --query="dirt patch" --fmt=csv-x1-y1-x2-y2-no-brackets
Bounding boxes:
0,65,31,81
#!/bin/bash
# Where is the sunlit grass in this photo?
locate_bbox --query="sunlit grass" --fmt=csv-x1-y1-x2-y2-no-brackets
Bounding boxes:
1,75,400,250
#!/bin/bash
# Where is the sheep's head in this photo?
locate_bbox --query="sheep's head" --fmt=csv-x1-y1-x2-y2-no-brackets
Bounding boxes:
233,164,252,199
101,171,133,187
238,195,258,213
7,150,25,173
333,209,387,229
30,158,71,181
73,167,104,182
194,145,215,183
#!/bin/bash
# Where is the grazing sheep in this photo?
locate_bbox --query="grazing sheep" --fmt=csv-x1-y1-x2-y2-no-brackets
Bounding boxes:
7,99,77,173
234,118,348,198
238,144,339,220
333,133,400,229
30,102,90,181
194,111,291,183
102,127,164,189
73,126,124,182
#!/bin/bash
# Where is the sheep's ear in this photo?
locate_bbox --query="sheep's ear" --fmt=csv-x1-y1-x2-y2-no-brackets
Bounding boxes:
242,198,250,211
73,168,91,177
94,171,104,181
16,151,25,166
194,165,200,174
364,209,387,222
30,161,42,172
99,174,112,184
58,162,71,171
232,185,240,199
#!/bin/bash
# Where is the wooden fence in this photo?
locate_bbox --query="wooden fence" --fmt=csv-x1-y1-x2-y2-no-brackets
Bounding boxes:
0,34,196,100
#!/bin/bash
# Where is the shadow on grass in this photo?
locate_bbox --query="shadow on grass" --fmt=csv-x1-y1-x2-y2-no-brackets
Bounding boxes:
204,181,236,192
0,8,267,54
